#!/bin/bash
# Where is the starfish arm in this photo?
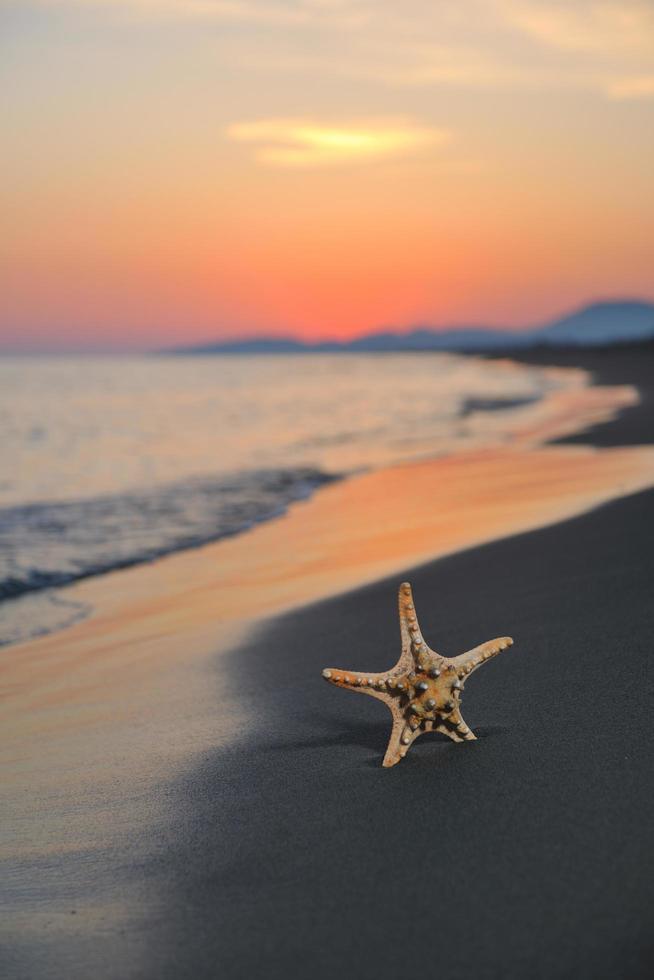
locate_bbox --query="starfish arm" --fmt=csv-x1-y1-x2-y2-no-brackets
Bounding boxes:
436,707,477,742
321,668,412,767
382,703,409,768
382,701,418,768
397,582,419,669
450,636,513,679
435,724,462,742
321,668,394,699
397,582,440,671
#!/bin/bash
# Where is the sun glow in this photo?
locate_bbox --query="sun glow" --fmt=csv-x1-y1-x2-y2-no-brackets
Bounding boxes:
2,1,653,349
226,118,450,168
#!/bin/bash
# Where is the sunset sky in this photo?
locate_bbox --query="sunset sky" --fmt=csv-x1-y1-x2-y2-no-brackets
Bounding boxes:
1,0,653,351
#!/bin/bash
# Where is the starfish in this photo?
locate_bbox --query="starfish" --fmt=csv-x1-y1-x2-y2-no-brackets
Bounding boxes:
321,581,514,767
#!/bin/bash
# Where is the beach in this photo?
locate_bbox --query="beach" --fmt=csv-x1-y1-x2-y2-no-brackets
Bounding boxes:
2,346,653,980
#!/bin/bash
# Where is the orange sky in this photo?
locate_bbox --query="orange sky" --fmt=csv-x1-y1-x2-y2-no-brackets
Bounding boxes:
1,0,653,351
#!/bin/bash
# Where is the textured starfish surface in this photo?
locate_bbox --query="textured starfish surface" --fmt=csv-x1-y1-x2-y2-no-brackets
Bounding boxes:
322,581,514,767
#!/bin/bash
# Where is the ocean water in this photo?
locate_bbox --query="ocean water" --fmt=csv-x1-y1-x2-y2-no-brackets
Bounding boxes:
0,353,573,644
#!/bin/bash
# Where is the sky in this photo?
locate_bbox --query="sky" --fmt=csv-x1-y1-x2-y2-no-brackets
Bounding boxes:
1,0,653,352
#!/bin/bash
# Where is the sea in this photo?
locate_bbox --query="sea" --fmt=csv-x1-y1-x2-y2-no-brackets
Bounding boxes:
0,352,576,645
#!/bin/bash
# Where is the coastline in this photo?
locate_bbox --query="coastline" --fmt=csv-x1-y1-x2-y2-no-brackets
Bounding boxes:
2,345,654,979
0,354,641,650
0,349,635,652
481,339,654,447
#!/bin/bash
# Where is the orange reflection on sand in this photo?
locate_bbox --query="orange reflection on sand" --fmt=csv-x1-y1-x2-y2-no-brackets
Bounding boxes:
4,442,654,713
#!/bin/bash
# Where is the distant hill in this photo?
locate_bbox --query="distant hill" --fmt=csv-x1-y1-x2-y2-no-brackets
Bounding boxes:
533,301,654,346
166,299,654,355
341,326,528,351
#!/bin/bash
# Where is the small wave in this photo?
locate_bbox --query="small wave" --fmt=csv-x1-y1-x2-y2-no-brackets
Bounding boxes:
0,591,91,648
0,352,577,647
0,468,338,641
458,395,540,417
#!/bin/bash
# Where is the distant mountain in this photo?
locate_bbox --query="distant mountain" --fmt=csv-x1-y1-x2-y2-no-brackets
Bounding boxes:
343,326,529,351
533,300,654,346
167,299,654,355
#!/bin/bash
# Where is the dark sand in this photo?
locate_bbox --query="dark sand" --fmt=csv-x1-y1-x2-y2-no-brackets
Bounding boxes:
143,491,654,980
3,345,653,980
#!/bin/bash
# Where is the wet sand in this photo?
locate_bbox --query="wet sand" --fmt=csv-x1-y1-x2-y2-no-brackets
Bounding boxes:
2,347,654,979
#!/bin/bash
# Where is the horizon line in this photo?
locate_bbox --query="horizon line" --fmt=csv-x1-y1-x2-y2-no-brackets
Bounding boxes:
1,295,653,356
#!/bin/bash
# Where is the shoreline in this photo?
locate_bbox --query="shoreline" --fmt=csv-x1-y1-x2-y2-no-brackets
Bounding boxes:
2,352,653,850
0,353,640,649
481,339,654,447
2,344,654,978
